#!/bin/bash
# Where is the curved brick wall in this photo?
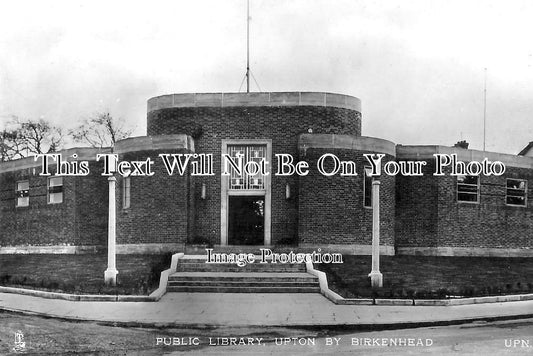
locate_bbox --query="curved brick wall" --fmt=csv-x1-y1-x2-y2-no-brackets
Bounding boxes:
147,92,361,138
146,92,362,245
297,135,396,252
114,135,194,247
115,148,193,246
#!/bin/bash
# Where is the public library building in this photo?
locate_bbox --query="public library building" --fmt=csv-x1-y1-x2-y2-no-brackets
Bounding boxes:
1,92,533,257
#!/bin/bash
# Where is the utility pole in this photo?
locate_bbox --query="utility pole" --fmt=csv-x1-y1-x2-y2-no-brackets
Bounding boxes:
483,68,487,151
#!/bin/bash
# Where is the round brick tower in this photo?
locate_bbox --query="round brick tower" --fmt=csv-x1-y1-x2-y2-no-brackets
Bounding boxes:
140,92,395,253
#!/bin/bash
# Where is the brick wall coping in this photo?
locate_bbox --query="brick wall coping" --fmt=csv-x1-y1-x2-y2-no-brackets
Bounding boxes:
114,134,194,154
397,145,533,169
0,147,111,174
147,92,361,113
0,135,194,173
298,134,396,156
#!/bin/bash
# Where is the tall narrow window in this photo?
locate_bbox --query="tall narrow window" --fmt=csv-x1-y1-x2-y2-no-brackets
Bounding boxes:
363,166,372,208
16,180,29,207
457,175,479,203
506,179,527,206
48,176,63,204
123,177,131,209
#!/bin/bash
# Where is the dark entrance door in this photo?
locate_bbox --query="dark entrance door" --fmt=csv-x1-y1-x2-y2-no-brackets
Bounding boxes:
228,196,264,245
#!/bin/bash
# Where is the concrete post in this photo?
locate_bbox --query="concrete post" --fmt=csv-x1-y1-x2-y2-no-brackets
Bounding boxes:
104,176,118,286
368,179,383,288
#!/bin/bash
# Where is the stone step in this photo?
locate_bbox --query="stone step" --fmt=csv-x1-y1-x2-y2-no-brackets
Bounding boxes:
179,259,306,265
166,255,320,294
169,272,316,283
184,246,304,254
180,254,310,263
176,264,306,273
179,258,305,262
167,286,321,293
168,281,319,287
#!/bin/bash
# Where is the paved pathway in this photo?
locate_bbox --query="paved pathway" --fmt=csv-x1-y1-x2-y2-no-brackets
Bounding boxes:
1,292,533,327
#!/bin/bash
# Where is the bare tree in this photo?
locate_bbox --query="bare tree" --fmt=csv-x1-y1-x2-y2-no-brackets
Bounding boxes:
0,118,62,161
69,112,133,148
18,119,64,155
0,129,21,161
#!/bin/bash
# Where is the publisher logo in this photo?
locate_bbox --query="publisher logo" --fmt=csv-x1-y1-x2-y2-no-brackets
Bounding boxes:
13,330,26,353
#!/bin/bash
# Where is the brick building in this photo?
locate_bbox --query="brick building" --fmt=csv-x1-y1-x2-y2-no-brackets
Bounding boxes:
1,92,532,257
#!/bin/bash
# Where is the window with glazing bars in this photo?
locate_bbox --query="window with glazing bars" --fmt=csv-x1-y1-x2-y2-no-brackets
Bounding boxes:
457,175,479,203
16,180,29,207
227,145,266,190
48,176,63,204
506,178,527,206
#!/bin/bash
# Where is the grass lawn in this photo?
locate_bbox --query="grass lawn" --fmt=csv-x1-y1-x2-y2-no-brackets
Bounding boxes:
0,253,172,295
315,255,533,299
3,253,532,299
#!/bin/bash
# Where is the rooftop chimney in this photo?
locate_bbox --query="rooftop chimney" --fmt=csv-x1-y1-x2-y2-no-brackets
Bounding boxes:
454,140,469,149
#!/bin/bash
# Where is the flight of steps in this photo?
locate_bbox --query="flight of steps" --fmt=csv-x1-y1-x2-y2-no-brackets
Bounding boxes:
167,255,320,293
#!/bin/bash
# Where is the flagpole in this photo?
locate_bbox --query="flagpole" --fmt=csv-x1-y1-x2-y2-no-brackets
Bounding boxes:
246,0,250,93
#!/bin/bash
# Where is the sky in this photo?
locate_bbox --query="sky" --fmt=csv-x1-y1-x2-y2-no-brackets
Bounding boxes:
1,0,533,154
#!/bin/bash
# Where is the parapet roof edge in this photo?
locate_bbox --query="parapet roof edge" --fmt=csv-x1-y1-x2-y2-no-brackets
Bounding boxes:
396,145,533,169
147,92,361,113
0,134,195,174
0,146,112,174
114,134,194,154
298,134,396,157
